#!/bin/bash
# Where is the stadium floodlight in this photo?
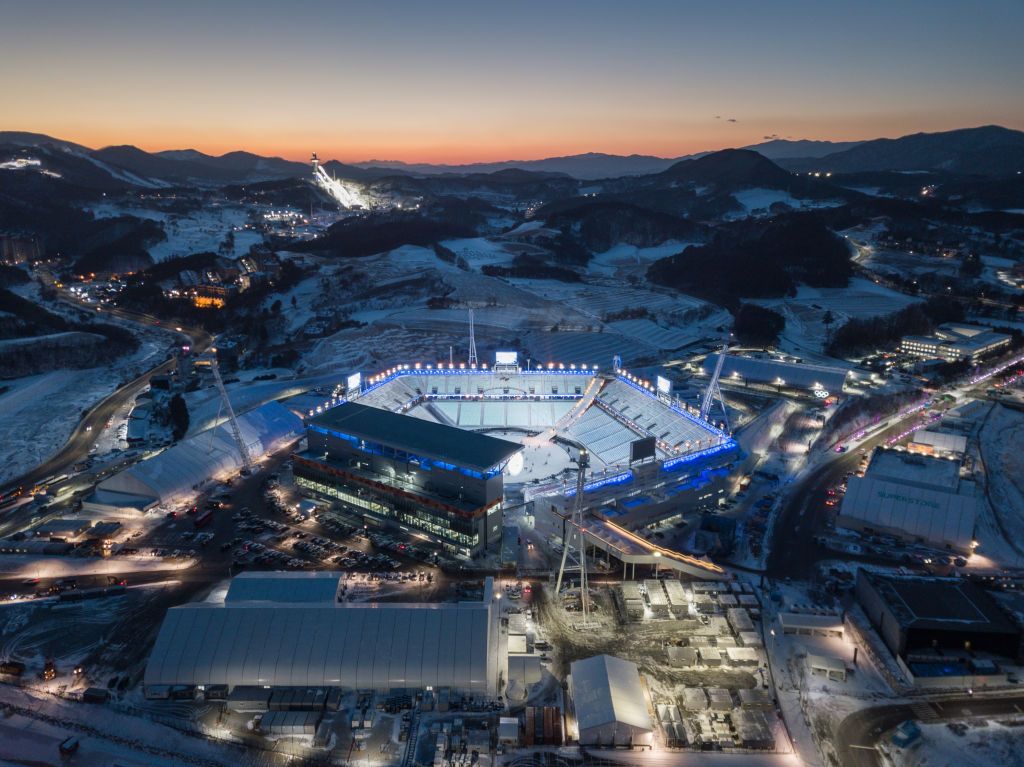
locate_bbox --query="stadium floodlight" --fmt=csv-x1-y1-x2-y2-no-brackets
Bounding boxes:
507,452,525,476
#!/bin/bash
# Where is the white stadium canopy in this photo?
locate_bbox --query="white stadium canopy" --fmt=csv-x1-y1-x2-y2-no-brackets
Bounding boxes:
91,401,302,510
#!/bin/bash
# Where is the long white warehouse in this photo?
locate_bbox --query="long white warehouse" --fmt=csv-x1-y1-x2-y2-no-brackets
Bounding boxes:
145,574,501,697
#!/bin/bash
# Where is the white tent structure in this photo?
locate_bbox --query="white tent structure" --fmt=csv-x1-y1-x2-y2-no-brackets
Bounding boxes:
145,574,500,697
569,655,653,747
87,401,302,512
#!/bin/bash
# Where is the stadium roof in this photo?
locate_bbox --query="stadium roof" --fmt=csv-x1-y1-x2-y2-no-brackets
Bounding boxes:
311,401,522,472
701,354,851,392
569,654,652,735
146,575,498,695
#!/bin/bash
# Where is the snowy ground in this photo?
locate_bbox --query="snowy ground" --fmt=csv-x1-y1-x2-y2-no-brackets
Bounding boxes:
892,718,1024,767
748,278,919,360
0,335,167,486
87,200,263,262
587,240,692,277
727,188,844,219
977,404,1024,564
0,555,194,578
0,685,267,767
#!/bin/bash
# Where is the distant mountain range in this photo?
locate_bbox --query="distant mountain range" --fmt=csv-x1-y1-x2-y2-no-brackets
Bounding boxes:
352,139,862,179
1,126,1021,191
776,125,1024,176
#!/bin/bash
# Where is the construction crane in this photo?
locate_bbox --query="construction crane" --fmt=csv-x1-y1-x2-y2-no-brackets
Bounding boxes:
555,448,595,626
700,342,731,432
209,352,254,475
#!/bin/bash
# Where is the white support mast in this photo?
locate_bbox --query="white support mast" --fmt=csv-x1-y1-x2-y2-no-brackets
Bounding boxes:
209,353,254,475
700,342,730,432
468,309,478,367
555,448,594,626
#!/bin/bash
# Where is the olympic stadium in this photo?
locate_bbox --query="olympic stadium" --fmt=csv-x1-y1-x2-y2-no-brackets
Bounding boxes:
294,354,738,572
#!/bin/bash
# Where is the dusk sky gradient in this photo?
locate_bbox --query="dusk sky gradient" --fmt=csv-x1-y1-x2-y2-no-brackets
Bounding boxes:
4,0,1023,163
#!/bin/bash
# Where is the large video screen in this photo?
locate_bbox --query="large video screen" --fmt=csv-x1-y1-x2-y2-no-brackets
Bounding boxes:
346,372,362,392
495,351,518,366
630,436,657,463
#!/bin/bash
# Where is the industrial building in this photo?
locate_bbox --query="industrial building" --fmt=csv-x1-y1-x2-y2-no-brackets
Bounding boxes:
835,449,978,552
856,571,1022,662
908,429,968,457
699,354,851,396
900,323,1011,363
85,402,302,514
568,655,653,747
145,574,502,697
294,401,522,556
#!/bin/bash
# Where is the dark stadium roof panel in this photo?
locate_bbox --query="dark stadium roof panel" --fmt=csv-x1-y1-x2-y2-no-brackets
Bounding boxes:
310,401,523,472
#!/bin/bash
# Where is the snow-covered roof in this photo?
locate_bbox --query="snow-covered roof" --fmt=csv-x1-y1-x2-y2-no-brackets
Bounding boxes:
911,429,968,455
702,354,850,392
97,401,302,505
837,474,977,550
778,613,844,632
569,655,652,735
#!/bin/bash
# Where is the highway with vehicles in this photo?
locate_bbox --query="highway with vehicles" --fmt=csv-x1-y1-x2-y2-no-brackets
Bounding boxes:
0,274,214,500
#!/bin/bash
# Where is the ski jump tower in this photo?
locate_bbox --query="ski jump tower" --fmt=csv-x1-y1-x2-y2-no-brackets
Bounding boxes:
310,152,365,209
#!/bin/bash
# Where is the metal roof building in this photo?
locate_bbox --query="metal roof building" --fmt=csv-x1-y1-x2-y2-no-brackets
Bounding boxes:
836,450,977,552
225,572,341,604
310,401,522,474
701,354,851,394
145,575,500,696
569,655,653,747
856,571,1022,661
909,429,968,457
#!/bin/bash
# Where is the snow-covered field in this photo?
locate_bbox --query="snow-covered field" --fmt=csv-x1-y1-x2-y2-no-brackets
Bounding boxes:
300,240,730,373
728,188,844,218
978,404,1024,563
587,240,691,276
749,278,920,358
88,200,261,262
0,335,166,486
893,718,1024,767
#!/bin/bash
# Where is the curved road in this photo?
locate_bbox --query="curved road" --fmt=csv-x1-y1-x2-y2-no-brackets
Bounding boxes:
836,694,1024,767
0,288,213,497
